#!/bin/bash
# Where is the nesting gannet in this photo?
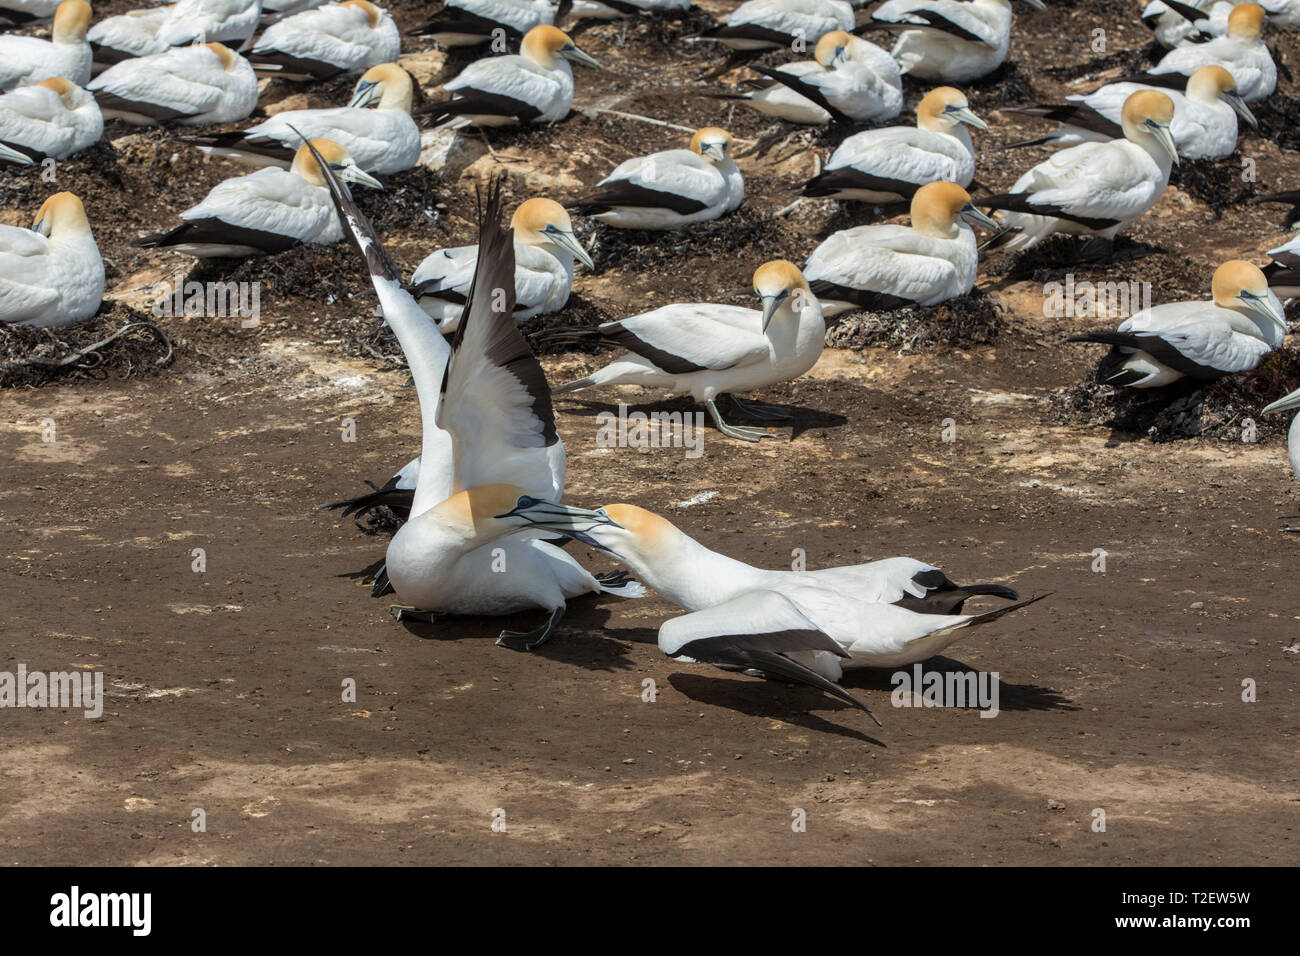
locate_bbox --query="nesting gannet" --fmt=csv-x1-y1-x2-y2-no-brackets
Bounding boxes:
1138,2,1276,102
1261,386,1300,530
411,197,593,331
1141,0,1214,48
978,91,1178,256
0,0,92,90
0,0,61,29
700,0,854,51
1198,0,1300,29
551,261,825,442
410,0,554,47
800,86,984,203
566,127,743,230
423,24,599,128
181,63,418,173
871,0,1046,84
0,191,104,328
248,0,400,80
803,181,996,318
1066,260,1287,388
524,503,1043,719
1006,65,1256,161
86,6,173,72
89,0,263,72
88,42,259,126
569,0,691,19
0,76,101,165
134,139,382,257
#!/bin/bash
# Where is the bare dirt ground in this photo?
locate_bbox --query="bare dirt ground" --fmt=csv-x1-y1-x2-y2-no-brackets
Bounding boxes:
2,0,1299,865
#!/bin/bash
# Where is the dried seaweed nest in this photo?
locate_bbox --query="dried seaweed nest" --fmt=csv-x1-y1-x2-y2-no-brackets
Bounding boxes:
825,289,1005,353
0,304,174,389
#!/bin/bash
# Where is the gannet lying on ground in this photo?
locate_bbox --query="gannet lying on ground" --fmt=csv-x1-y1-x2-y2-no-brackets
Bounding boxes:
1066,260,1287,387
1137,2,1276,101
0,0,61,29
978,90,1178,257
0,0,91,90
423,24,598,127
525,502,1043,720
1141,0,1215,48
134,138,381,257
88,0,263,71
800,86,984,203
803,181,996,317
566,127,743,230
871,0,1045,84
699,0,854,51
248,0,400,79
1261,386,1300,530
181,63,419,173
0,191,103,328
411,197,593,331
569,0,691,19
0,76,101,165
1005,65,1255,160
89,42,259,126
550,261,825,442
409,0,554,47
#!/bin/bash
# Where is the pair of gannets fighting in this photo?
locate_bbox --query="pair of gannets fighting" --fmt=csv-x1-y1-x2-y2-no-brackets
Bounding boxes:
88,42,259,126
1067,260,1287,388
0,191,104,328
567,127,743,230
871,0,1047,84
248,0,400,79
1134,2,1276,102
182,62,419,173
424,24,599,128
1007,65,1256,161
88,0,262,71
0,0,91,90
700,0,854,51
0,75,101,165
134,138,381,257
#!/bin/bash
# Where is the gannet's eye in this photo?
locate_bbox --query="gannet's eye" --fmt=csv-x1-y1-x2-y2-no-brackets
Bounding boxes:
596,508,608,516
515,495,537,509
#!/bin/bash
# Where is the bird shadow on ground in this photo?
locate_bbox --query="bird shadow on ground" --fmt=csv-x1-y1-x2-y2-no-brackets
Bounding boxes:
552,394,847,443
667,673,886,745
840,655,1078,713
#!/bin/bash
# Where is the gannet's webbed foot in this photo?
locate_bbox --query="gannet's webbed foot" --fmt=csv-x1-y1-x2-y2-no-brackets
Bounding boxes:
728,394,793,421
389,605,443,624
706,399,776,442
496,606,565,652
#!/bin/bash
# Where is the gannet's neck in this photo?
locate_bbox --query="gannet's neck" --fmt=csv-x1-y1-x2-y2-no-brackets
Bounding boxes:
619,525,769,610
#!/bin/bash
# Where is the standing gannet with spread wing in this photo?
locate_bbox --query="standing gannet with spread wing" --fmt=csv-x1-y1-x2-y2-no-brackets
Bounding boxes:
800,86,984,203
409,0,553,47
1066,260,1287,387
423,24,599,128
248,0,400,79
0,192,103,328
565,127,742,230
181,63,419,173
803,181,997,317
699,0,853,51
88,42,259,126
1005,65,1256,160
1139,2,1276,101
411,197,594,331
89,0,263,71
870,0,1045,84
0,76,101,166
134,138,381,257
0,0,91,90
551,261,825,442
1261,386,1300,530
978,90,1178,256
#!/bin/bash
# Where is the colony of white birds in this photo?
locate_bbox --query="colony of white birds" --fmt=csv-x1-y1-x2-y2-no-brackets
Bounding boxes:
2,0,1299,722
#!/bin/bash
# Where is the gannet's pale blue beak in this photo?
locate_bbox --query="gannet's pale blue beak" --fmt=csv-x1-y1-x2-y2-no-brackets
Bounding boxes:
349,80,381,108
1262,386,1300,416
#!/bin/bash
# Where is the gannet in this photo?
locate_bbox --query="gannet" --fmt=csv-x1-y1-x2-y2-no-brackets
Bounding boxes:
88,0,263,71
0,0,92,90
803,181,997,318
569,0,691,19
870,0,1046,84
1066,260,1287,388
0,0,61,29
735,30,903,125
1263,233,1300,298
411,197,593,331
1005,65,1256,161
409,0,554,47
262,0,328,19
0,191,104,328
180,63,419,173
551,261,825,442
88,42,259,126
1198,0,1300,29
311,148,641,648
1139,2,1276,101
566,127,743,230
1141,0,1214,48
799,86,984,203
248,0,400,80
699,0,854,51
978,91,1178,256
423,24,599,128
1261,386,1300,530
524,503,1043,719
134,138,382,257
86,6,173,72
0,76,102,166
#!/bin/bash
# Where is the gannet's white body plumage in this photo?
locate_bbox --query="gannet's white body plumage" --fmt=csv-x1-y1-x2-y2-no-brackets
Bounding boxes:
570,0,690,19
1141,0,1214,48
0,191,104,328
1068,260,1288,388
804,182,996,318
0,0,62,29
702,0,854,51
88,42,259,126
1200,0,1300,30
262,0,329,18
800,86,983,203
1261,388,1300,514
738,31,903,125
0,0,92,90
89,0,263,69
871,0,1044,84
411,197,594,331
566,127,743,230
0,77,101,165
87,7,173,69
412,0,553,47
249,0,400,78
1147,2,1275,101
